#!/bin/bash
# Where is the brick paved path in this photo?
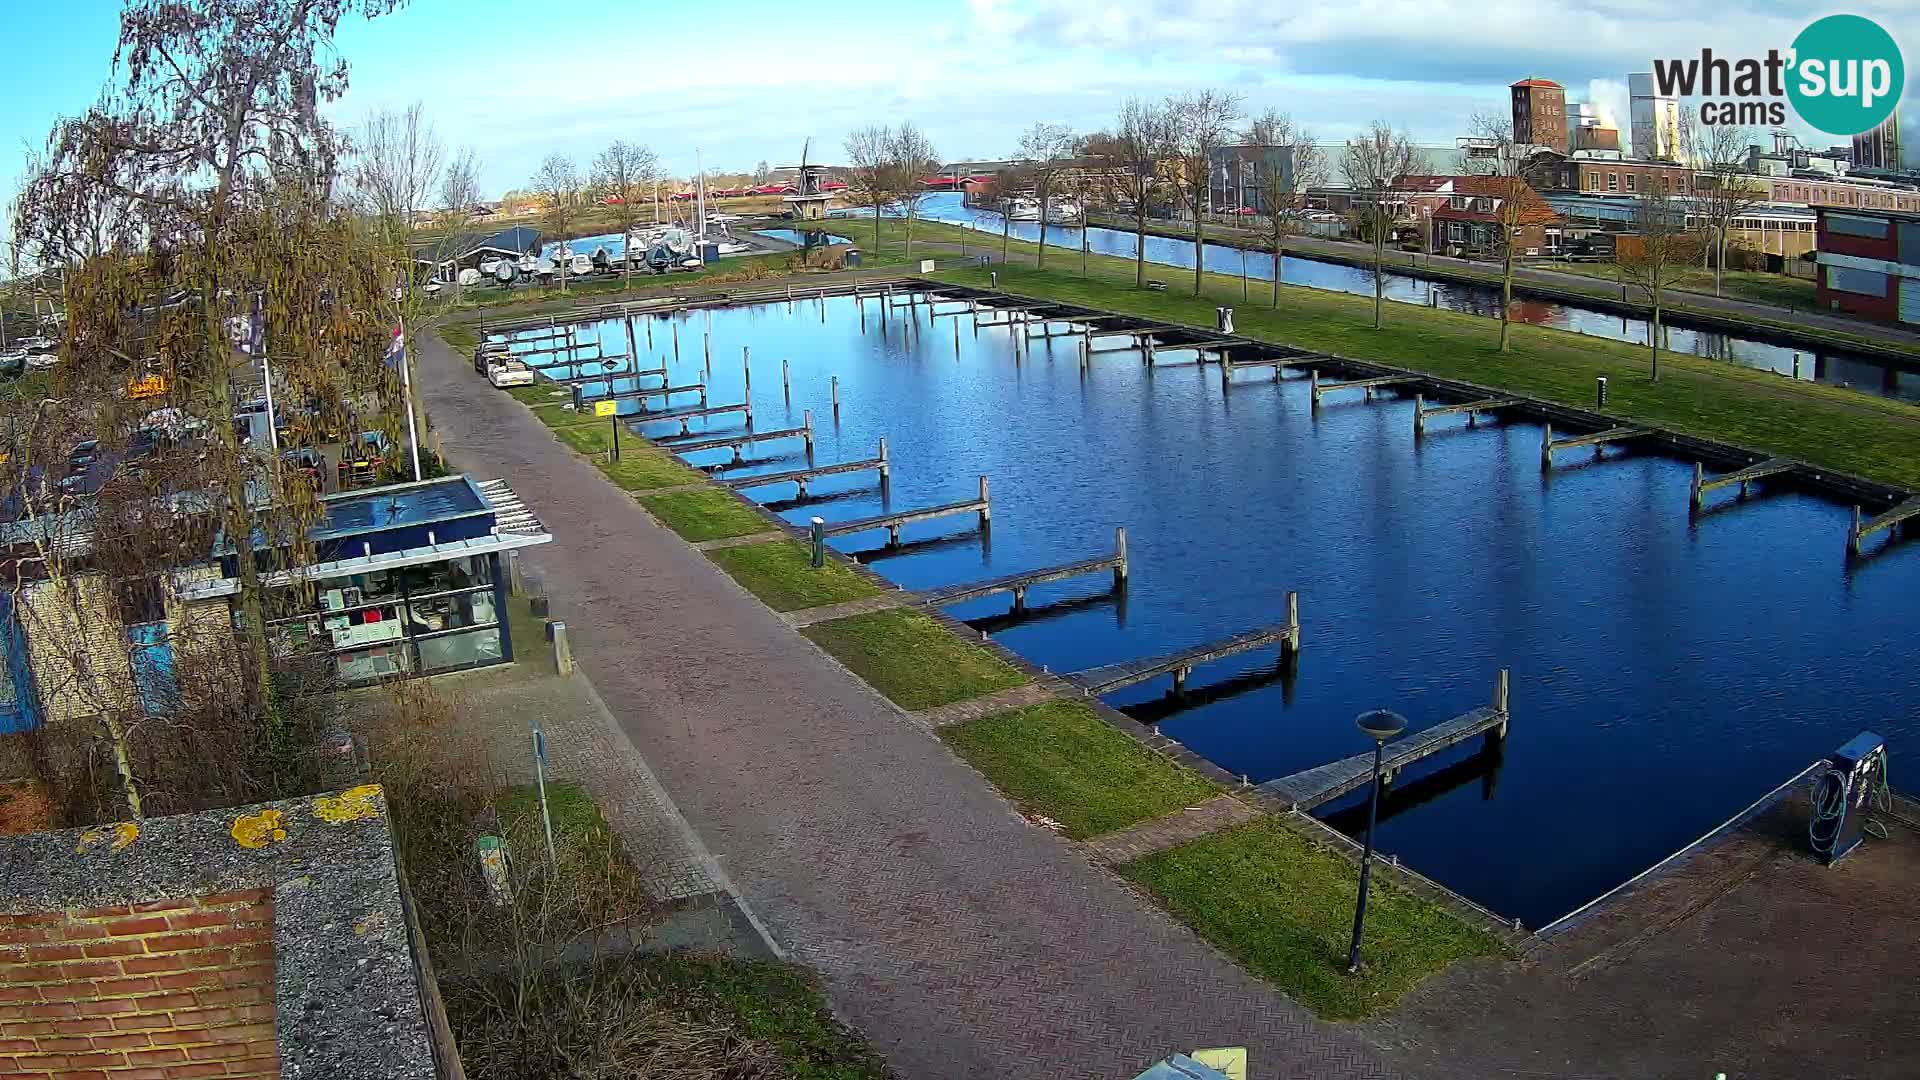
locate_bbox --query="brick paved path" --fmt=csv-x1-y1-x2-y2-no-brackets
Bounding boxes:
415,332,1396,1080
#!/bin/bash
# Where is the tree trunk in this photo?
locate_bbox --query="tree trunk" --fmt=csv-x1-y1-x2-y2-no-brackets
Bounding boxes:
1002,208,1010,264
1372,233,1385,330
1192,211,1204,295
905,209,914,260
1499,245,1515,352
1650,296,1663,381
1715,229,1725,296
102,711,143,818
873,204,882,252
1272,234,1283,308
1135,204,1147,288
1037,213,1048,270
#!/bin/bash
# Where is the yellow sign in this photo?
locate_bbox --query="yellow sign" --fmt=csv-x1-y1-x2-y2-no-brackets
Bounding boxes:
128,374,169,400
1191,1049,1247,1080
594,400,617,417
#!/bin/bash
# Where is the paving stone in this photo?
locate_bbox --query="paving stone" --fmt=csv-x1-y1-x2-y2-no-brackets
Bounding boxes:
1083,795,1265,865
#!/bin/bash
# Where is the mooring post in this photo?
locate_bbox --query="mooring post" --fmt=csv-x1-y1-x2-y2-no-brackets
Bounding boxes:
1691,462,1705,511
1850,505,1863,555
1493,667,1510,738
887,523,901,546
1309,368,1320,409
810,517,826,568
1793,352,1802,380
1284,590,1300,655
1012,584,1027,613
1413,394,1426,437
1221,354,1233,390
551,620,574,676
646,316,653,348
802,410,814,452
1540,423,1554,471
977,475,991,527
624,313,637,360
743,346,752,399
672,319,680,362
1172,666,1188,695
831,376,840,417
877,438,890,489
1114,526,1128,587
782,357,791,398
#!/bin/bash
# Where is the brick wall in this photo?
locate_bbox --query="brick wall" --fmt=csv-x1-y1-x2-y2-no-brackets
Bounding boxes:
0,889,278,1078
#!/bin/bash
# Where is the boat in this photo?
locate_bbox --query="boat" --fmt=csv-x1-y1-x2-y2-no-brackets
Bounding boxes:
1004,197,1041,222
486,358,535,388
1044,197,1084,225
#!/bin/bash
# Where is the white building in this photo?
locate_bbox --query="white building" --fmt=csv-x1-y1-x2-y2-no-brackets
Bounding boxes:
1628,72,1680,162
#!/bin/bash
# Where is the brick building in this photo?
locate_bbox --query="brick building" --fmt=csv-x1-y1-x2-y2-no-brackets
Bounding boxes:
1426,175,1562,256
1814,207,1920,324
0,787,450,1079
1511,79,1569,155
1527,153,1696,198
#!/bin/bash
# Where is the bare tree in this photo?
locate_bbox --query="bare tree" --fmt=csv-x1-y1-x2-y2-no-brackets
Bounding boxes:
1016,122,1076,270
1341,122,1419,329
1694,124,1764,296
1460,113,1535,351
1109,99,1172,289
753,159,771,184
843,125,893,253
349,102,445,231
591,140,658,285
889,122,939,260
1616,182,1700,381
531,153,579,292
441,146,482,215
1165,90,1243,295
1244,109,1326,308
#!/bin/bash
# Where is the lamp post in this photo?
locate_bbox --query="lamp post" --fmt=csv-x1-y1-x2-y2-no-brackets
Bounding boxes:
1347,708,1407,975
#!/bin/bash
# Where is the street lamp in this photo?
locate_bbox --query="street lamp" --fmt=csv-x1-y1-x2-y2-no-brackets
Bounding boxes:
1346,708,1407,975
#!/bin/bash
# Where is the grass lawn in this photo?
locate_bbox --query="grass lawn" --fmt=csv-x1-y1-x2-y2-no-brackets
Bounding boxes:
640,488,772,542
707,540,881,611
1124,818,1502,1021
920,257,1920,490
801,608,1026,710
1533,260,1817,310
942,700,1217,838
551,419,706,491
632,954,897,1080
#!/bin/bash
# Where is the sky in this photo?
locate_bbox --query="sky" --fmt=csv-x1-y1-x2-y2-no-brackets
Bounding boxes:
2,0,1917,208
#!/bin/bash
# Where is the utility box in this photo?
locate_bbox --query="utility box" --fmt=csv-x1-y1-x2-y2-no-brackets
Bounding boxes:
1217,307,1235,333
844,248,861,267
1812,731,1887,865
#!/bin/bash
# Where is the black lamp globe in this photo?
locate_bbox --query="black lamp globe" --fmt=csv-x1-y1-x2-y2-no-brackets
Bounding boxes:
1356,709,1407,743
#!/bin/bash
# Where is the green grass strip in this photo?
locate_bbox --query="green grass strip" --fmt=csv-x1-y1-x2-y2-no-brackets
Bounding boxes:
551,421,705,491
707,540,880,612
942,700,1217,838
639,489,772,542
1123,818,1501,1021
636,954,896,1080
801,609,1026,710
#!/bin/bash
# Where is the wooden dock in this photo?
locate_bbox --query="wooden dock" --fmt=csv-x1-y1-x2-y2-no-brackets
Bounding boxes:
1691,458,1797,511
917,528,1128,613
1310,370,1419,405
1222,350,1325,385
1540,423,1654,468
1261,670,1511,811
1413,394,1520,436
628,401,752,435
540,365,662,387
1064,596,1299,697
1849,495,1920,555
663,415,813,463
581,382,707,410
489,327,574,345
821,477,990,546
724,442,889,498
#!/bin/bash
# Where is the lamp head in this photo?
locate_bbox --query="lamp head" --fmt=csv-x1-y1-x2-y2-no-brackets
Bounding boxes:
1356,709,1408,743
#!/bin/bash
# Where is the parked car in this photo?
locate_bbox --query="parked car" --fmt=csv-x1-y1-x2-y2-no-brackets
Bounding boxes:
336,431,389,489
282,447,325,488
68,439,101,471
487,359,535,388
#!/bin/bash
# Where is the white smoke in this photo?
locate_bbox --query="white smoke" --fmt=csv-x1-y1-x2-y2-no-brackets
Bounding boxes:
1585,77,1630,136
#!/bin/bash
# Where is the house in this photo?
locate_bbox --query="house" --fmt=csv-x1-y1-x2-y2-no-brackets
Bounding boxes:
1424,175,1563,256
409,225,543,279
1813,206,1920,324
0,474,552,732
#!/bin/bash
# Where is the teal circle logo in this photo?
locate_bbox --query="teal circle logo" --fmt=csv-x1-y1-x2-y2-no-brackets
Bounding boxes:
1787,15,1904,137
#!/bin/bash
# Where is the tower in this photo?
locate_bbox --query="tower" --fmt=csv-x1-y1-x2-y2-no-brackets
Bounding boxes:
1629,72,1681,161
1511,79,1568,154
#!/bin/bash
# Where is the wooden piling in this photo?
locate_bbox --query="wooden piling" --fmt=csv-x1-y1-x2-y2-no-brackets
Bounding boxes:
1493,667,1510,738
810,517,826,568
831,376,840,416
1691,462,1705,510
878,438,891,488
743,346,751,399
1284,591,1300,655
978,475,991,527
624,313,637,360
1850,505,1863,555
802,409,814,452
1414,394,1426,437
1309,368,1320,408
782,358,791,398
1540,423,1553,470
672,319,679,362
1114,526,1128,587
647,318,653,348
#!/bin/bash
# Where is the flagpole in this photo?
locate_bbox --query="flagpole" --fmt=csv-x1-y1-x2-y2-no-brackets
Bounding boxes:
256,293,280,454
402,331,423,482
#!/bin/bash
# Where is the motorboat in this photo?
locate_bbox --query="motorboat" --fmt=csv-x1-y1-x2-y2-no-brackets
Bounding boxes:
486,358,535,388
1044,197,1084,225
1004,197,1041,222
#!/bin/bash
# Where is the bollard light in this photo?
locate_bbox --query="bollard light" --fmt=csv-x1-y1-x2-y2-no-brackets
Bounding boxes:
1347,708,1407,975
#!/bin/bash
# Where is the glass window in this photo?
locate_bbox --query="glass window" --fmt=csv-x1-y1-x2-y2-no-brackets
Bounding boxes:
1828,213,1889,239
406,589,497,635
337,642,411,682
1607,173,1619,192
417,628,502,673
1625,174,1636,192
1827,266,1888,296
395,555,492,597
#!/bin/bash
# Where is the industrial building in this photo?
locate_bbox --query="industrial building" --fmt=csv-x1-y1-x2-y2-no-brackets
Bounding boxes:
1628,73,1680,162
1814,206,1920,324
1511,78,1568,155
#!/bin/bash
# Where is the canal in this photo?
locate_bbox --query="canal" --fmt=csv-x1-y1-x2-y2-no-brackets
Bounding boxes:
529,294,1920,929
905,193,1920,404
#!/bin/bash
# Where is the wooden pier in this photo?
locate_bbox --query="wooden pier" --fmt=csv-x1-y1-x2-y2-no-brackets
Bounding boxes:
1413,394,1520,436
1260,670,1511,811
1065,595,1299,697
917,528,1128,613
1691,458,1797,511
662,415,813,463
821,477,990,546
540,365,662,387
1222,350,1325,386
1309,370,1419,406
628,401,752,436
1540,423,1654,469
579,382,707,410
724,441,889,498
975,303,1054,326
1849,495,1920,555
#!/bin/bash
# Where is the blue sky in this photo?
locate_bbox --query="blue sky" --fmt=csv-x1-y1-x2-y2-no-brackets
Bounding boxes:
4,0,1917,208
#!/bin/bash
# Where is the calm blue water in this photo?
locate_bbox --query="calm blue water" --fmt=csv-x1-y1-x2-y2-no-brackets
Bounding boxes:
549,294,1920,928
540,232,627,261
911,193,1920,404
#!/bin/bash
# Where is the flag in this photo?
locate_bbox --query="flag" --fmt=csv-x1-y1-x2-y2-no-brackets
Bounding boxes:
384,323,406,370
